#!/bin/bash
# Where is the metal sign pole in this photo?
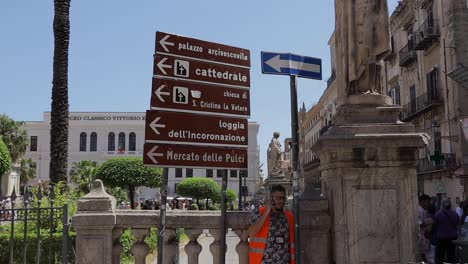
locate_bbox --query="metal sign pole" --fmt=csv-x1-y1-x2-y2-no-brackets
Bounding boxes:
157,168,169,264
220,169,228,263
238,170,243,210
289,75,301,264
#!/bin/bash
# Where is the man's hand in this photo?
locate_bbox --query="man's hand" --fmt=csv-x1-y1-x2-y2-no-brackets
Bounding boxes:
248,206,271,239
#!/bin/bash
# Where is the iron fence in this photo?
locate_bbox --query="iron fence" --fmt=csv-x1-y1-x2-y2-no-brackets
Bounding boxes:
0,186,74,264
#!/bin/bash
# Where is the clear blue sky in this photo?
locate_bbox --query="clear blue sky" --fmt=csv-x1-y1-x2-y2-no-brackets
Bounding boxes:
0,1,399,171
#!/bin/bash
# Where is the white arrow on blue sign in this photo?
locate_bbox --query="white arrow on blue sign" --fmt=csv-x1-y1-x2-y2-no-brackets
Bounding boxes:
261,52,322,80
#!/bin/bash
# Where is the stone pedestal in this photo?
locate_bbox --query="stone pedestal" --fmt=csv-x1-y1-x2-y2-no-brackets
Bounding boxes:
263,175,291,198
314,98,428,264
73,180,116,264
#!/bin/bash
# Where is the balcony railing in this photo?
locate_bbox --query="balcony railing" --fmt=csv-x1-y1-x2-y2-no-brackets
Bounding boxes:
414,18,440,50
319,125,332,136
400,91,442,121
417,153,457,174
399,42,417,67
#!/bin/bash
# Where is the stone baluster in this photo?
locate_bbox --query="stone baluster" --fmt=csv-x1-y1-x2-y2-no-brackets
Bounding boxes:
131,228,150,264
184,228,203,264
112,228,124,264
209,229,225,264
233,229,250,264
163,228,178,264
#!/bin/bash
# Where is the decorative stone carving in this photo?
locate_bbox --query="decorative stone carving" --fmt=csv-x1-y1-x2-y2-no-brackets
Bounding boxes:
267,131,283,176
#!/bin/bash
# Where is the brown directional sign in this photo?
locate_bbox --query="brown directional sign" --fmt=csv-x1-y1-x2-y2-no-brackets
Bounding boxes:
145,110,248,147
155,31,250,67
154,54,250,89
144,143,248,169
151,78,250,117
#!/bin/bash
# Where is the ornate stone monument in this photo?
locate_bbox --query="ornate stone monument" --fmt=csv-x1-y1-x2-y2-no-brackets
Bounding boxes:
264,132,291,198
299,1,429,263
267,131,284,177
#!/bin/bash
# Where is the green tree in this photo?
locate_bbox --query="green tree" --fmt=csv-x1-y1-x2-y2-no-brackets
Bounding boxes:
49,0,71,183
176,178,221,206
0,114,28,163
0,138,12,177
70,160,99,193
19,158,36,185
214,188,238,204
95,157,161,209
226,188,237,203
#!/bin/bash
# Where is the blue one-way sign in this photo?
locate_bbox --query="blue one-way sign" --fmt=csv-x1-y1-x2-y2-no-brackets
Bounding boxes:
261,52,322,80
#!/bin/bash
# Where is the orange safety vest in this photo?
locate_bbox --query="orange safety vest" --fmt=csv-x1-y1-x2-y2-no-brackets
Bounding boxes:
249,207,296,264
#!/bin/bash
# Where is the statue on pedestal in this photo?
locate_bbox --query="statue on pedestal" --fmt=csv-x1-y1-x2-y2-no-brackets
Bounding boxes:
267,132,283,177
335,0,391,95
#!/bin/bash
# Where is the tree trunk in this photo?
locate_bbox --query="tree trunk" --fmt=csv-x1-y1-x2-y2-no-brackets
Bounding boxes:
49,0,70,183
128,185,135,209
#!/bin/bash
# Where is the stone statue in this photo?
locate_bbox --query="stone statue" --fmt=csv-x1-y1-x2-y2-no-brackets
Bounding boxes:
335,0,391,95
267,132,283,176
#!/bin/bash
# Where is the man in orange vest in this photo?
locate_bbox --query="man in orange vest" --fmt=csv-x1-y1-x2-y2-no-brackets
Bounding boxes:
248,185,295,264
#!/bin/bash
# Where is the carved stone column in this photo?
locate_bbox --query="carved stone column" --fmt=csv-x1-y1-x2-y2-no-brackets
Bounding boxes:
131,228,149,264
233,229,249,264
209,229,224,264
112,228,124,264
72,180,117,264
314,101,427,264
184,228,203,264
163,228,178,264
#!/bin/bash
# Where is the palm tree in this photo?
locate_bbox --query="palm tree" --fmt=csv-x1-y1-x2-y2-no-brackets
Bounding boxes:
49,0,71,183
70,160,99,193
0,114,28,163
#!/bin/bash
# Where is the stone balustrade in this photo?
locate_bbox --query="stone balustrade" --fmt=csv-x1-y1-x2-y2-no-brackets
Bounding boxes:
72,180,251,264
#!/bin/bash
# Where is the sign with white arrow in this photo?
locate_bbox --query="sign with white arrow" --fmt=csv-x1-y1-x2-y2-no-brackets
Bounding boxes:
151,78,250,117
261,52,322,80
145,110,248,147
144,143,248,169
154,54,250,89
156,31,251,67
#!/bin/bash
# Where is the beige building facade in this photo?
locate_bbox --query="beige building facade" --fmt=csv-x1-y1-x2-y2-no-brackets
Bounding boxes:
384,0,468,203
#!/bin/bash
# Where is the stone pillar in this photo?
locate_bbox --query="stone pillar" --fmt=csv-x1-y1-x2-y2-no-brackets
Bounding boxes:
163,228,178,264
184,228,203,264
131,228,149,264
209,229,224,264
72,180,117,264
233,229,250,264
112,228,124,264
298,196,331,264
315,96,428,264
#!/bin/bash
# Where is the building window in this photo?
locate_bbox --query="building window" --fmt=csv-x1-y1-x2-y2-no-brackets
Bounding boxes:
118,132,125,152
240,170,248,178
90,132,97,152
206,169,213,178
230,170,238,178
30,136,38,151
217,170,223,178
186,168,193,178
174,183,179,193
79,132,87,152
410,85,416,113
388,85,401,105
175,168,182,178
108,132,115,151
427,67,440,101
433,121,442,153
129,132,136,151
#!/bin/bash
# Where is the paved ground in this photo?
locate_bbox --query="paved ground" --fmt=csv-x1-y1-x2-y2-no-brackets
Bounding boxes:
177,230,240,264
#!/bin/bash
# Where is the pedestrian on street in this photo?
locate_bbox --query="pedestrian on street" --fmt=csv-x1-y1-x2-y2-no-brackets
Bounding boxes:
248,185,295,264
434,198,459,264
